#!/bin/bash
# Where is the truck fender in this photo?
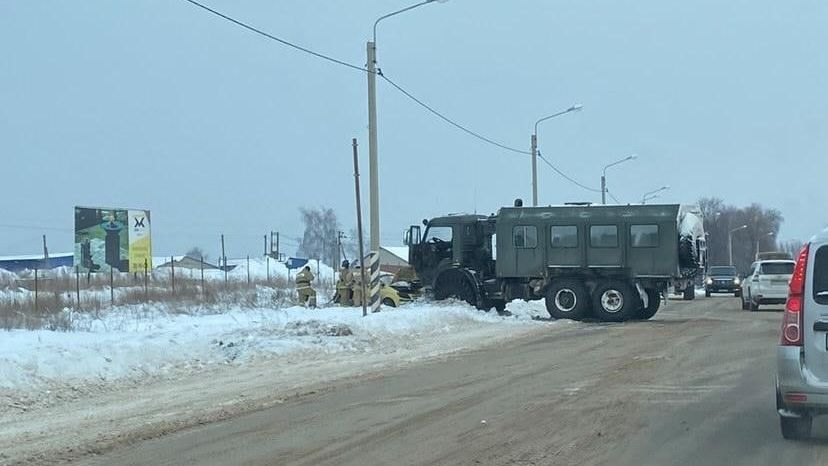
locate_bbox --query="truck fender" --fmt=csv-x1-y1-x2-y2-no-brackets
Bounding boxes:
635,282,648,309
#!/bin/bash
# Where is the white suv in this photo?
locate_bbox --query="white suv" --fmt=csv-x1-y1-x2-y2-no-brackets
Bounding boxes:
776,233,828,439
741,260,795,311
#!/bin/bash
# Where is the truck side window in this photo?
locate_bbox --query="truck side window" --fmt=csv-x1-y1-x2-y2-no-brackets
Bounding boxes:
550,226,578,248
513,226,537,248
590,225,618,248
630,224,659,247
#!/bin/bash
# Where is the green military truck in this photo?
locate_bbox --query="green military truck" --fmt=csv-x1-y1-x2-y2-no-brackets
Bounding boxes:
404,202,705,322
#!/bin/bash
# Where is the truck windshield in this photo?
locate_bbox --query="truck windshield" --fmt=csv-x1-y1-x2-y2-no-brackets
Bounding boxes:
708,266,737,276
425,226,452,243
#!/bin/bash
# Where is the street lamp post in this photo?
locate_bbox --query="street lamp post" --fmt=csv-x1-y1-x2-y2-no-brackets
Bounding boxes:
640,186,670,204
729,224,748,267
531,104,583,206
600,155,637,204
756,232,776,260
368,0,446,251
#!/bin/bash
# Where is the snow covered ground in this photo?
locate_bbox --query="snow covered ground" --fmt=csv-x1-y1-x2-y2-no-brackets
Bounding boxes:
0,300,553,397
0,299,562,465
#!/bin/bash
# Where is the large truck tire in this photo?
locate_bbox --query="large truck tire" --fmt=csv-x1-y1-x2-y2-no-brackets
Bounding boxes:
637,288,661,320
592,280,640,322
434,269,481,309
545,279,591,321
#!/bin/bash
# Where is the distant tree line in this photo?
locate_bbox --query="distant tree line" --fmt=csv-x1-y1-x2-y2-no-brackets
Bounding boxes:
698,197,785,273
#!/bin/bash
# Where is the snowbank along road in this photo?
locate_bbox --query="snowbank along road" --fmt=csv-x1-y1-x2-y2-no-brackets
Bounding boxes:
7,297,828,465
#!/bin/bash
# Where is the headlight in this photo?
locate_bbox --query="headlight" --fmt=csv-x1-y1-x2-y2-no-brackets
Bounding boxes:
706,278,713,285
733,277,740,285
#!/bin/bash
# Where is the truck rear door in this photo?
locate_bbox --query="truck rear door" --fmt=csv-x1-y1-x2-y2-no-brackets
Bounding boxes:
511,225,544,277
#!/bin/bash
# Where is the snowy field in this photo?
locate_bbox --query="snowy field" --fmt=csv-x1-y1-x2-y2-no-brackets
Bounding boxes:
0,299,561,464
0,300,553,402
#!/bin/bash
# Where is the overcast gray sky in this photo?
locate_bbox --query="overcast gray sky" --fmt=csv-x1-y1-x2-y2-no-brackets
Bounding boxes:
2,0,826,259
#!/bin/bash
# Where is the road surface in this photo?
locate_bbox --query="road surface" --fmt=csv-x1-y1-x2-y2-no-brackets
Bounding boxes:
77,296,828,466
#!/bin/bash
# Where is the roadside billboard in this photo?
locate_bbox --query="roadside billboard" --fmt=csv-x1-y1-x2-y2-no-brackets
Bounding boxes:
74,206,152,273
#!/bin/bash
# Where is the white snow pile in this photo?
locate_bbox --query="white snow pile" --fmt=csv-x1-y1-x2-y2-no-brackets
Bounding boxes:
0,300,552,392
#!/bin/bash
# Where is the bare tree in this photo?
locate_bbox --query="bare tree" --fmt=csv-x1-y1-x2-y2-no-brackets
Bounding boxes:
697,197,784,273
342,228,369,264
297,207,339,264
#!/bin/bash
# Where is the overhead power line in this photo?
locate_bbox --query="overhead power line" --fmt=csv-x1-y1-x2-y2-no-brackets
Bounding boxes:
379,74,530,156
537,152,602,193
179,0,600,195
182,0,367,72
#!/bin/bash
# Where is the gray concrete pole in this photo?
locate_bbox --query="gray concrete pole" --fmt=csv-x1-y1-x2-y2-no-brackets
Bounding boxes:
531,134,538,207
729,232,734,267
366,41,380,252
601,175,606,204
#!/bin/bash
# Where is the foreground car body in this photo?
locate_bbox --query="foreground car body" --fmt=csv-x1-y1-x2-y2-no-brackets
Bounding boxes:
776,231,828,439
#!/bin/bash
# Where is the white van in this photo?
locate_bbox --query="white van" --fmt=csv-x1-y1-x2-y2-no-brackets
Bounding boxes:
776,231,828,438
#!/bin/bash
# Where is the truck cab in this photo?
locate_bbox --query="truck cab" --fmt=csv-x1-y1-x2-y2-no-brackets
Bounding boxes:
405,214,495,289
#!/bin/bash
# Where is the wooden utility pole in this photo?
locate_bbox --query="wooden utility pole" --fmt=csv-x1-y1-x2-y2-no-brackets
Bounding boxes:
221,234,227,283
352,138,368,317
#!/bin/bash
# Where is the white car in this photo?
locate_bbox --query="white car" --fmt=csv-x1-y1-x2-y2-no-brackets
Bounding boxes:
741,259,795,311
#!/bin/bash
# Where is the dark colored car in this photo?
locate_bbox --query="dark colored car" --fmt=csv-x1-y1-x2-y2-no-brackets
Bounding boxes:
705,265,741,297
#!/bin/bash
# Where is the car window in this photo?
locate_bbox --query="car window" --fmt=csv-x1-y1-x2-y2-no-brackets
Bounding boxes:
550,226,578,248
630,224,659,248
709,266,737,276
590,225,618,248
814,246,828,305
759,262,794,275
513,226,538,248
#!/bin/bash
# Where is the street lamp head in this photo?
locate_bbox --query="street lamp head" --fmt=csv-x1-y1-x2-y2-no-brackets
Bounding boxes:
374,0,447,44
626,154,638,161
568,104,584,112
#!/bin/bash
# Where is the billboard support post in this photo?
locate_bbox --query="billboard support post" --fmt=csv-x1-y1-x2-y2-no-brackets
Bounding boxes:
171,256,175,296
144,258,148,302
109,266,114,307
75,266,81,310
247,255,251,285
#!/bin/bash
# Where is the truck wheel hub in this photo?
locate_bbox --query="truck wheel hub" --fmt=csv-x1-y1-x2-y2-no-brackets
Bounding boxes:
601,290,624,312
554,289,578,312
